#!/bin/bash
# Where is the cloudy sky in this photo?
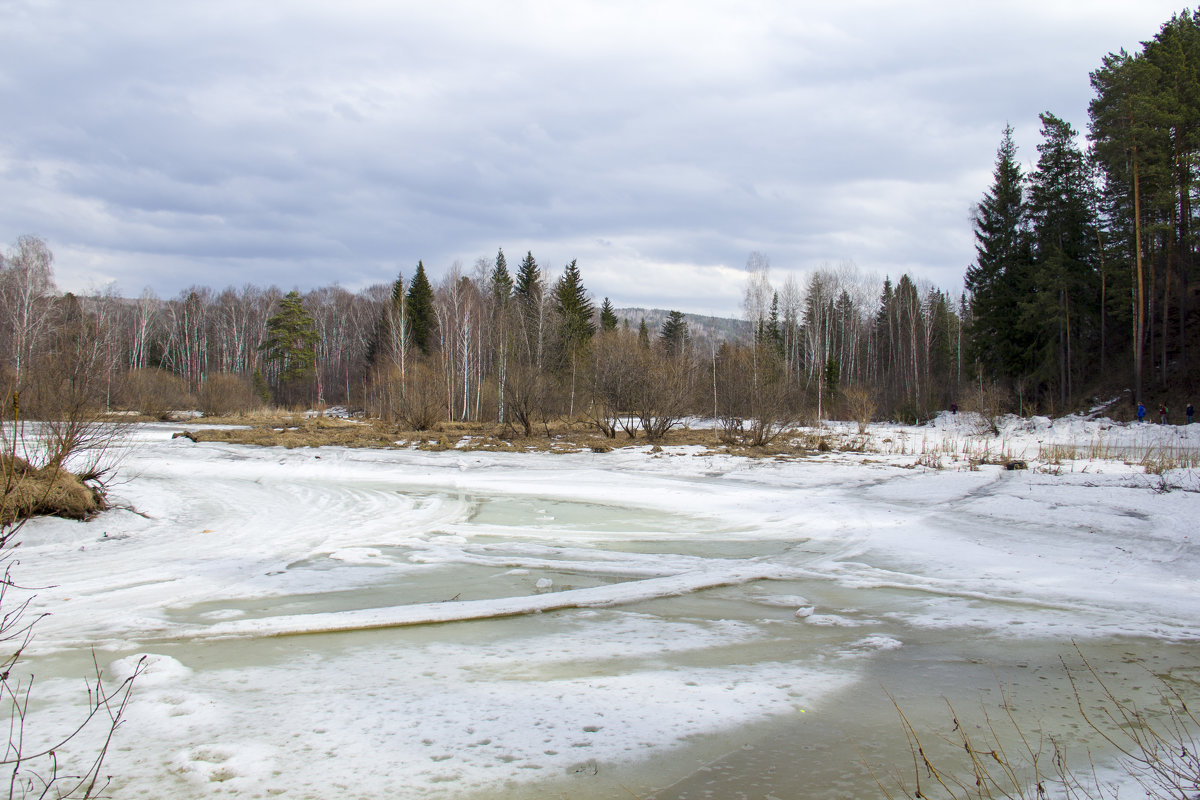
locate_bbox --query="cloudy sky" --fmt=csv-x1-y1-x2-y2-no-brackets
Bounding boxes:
0,1,1186,316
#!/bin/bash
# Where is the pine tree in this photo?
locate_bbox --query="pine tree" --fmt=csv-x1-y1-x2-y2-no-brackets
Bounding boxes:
405,261,436,356
260,290,320,392
599,298,618,332
1144,12,1200,380
1090,12,1200,397
1090,48,1166,403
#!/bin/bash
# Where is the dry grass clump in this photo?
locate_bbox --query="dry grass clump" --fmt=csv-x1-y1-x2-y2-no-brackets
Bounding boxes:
174,417,811,455
175,415,954,461
0,455,106,524
1034,438,1200,476
175,416,384,449
171,413,1200,485
1139,445,1200,475
195,408,314,426
872,650,1200,800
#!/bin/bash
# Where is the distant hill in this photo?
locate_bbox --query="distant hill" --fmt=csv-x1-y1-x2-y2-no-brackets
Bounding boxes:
614,308,751,345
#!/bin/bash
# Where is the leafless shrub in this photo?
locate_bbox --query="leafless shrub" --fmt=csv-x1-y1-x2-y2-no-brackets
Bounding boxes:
586,331,639,439
964,380,1013,436
633,348,692,442
367,360,447,432
198,373,257,416
502,360,548,438
9,305,131,484
397,361,447,432
714,345,797,447
843,384,876,434
118,369,194,420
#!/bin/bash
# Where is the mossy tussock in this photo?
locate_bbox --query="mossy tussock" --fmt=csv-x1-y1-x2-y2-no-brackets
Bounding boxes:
0,456,107,524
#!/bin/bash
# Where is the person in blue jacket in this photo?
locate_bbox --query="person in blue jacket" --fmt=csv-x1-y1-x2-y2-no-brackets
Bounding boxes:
1137,402,1146,423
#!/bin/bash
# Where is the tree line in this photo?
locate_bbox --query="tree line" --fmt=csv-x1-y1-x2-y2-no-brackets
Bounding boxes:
0,238,966,437
967,8,1200,413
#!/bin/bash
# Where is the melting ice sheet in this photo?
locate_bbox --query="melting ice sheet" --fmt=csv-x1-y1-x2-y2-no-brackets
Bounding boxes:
13,423,1200,799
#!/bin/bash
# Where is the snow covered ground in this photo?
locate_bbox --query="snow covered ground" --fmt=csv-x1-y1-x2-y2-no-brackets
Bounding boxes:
11,414,1200,799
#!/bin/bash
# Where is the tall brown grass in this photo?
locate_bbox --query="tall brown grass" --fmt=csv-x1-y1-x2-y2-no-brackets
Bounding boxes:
871,650,1199,800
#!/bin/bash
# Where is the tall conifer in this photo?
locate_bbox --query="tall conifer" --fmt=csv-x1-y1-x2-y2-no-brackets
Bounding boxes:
406,261,436,355
490,248,513,304
599,298,618,331
553,259,596,346
966,125,1032,380
260,290,320,401
1028,112,1098,403
659,310,689,358
514,251,541,304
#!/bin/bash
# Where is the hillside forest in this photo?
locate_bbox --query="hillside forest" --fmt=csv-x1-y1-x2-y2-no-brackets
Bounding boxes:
3,9,1199,436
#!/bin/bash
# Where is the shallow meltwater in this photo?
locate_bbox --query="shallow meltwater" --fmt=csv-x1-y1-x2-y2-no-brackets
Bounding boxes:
156,488,788,631
164,561,640,625
465,493,711,533
19,463,1200,800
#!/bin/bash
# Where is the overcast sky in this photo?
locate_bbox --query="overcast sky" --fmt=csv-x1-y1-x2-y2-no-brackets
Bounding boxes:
0,1,1187,316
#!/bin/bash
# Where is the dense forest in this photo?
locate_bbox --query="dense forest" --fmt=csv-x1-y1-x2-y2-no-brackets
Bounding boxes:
969,8,1200,414
2,9,1197,434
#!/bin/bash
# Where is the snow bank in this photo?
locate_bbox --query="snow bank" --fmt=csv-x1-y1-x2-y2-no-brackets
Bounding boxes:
9,418,1198,799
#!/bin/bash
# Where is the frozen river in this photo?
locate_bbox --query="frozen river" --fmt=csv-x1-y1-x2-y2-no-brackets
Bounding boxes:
14,419,1200,798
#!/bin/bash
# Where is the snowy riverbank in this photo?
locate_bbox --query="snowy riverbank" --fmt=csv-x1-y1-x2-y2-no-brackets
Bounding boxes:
12,416,1200,799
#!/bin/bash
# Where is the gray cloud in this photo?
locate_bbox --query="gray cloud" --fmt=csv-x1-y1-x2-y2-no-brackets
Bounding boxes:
0,0,1185,314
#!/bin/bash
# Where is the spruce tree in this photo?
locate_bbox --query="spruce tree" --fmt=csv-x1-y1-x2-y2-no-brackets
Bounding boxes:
599,297,618,331
823,355,840,399
490,248,513,305
366,271,404,367
966,125,1033,381
514,251,541,304
251,368,271,405
1027,112,1098,403
553,259,596,347
764,292,783,356
488,249,514,424
512,251,545,367
405,261,436,356
659,310,689,357
637,318,650,348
